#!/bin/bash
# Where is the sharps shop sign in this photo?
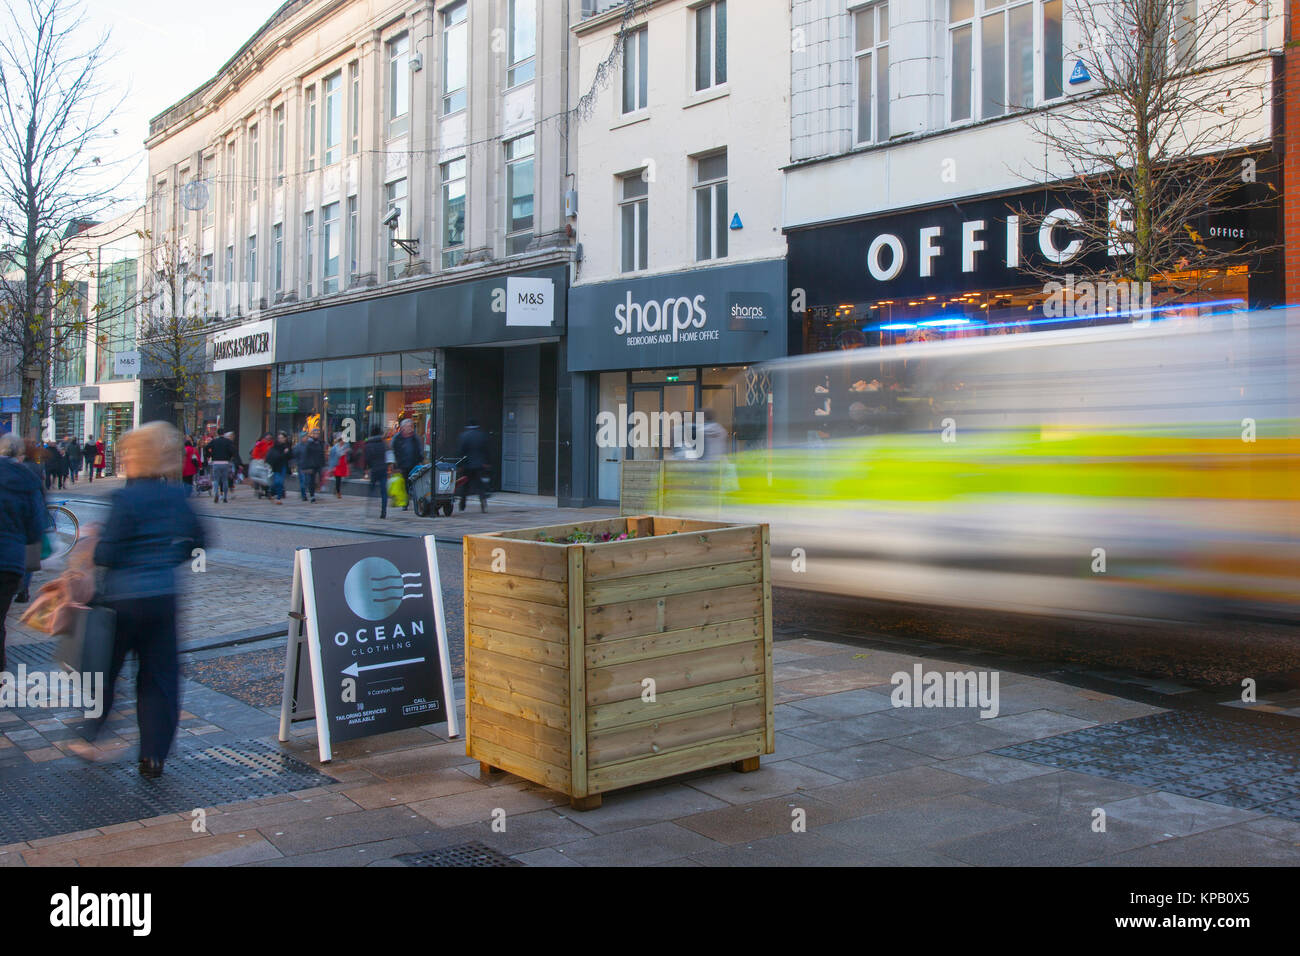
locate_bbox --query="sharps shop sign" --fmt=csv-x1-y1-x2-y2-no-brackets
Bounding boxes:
278,536,457,760
212,318,274,371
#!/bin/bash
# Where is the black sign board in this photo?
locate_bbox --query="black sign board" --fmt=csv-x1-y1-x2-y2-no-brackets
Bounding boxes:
278,536,457,761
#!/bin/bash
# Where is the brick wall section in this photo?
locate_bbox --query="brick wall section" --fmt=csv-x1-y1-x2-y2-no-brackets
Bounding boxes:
1287,8,1299,303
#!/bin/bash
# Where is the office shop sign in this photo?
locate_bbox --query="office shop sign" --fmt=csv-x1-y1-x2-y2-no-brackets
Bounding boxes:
278,536,457,761
212,318,274,372
568,260,786,372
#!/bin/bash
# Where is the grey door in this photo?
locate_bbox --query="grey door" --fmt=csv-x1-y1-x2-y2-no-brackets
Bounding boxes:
501,395,539,494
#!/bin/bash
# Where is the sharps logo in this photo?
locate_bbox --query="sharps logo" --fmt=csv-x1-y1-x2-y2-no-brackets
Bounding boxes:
614,292,713,345
343,557,425,621
890,664,1000,718
50,886,151,936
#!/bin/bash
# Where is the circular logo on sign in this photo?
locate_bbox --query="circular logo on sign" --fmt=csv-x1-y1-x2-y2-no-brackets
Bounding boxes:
343,557,422,621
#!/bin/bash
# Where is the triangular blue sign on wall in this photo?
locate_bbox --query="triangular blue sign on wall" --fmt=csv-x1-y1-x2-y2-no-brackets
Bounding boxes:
729,213,743,230
1068,60,1091,85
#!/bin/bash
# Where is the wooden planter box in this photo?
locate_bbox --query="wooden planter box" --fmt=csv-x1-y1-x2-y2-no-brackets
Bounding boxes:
463,515,774,810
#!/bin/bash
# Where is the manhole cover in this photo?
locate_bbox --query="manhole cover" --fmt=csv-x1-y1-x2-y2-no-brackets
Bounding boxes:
0,738,335,845
395,842,521,867
993,711,1300,821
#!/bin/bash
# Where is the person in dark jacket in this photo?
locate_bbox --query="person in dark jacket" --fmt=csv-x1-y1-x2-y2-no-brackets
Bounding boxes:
0,434,45,675
391,418,424,511
457,420,490,513
206,431,236,503
66,434,83,483
264,432,292,504
91,422,205,778
363,426,389,519
299,428,325,503
82,437,97,482
41,440,61,490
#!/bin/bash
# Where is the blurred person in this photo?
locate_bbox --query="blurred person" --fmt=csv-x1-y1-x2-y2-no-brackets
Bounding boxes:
265,431,292,504
207,430,235,503
181,435,199,497
91,435,106,479
41,439,61,490
457,419,489,513
0,433,44,676
364,426,389,519
327,434,350,499
391,418,424,511
66,433,83,483
91,421,206,778
250,432,273,461
82,436,97,482
698,407,729,461
300,428,325,503
17,439,46,604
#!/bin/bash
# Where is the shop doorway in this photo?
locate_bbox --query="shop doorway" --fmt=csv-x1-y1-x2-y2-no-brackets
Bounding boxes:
627,382,698,461
93,402,133,476
502,395,539,494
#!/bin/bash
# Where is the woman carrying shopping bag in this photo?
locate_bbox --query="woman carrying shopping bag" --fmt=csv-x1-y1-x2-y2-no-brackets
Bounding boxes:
328,434,350,499
88,422,206,778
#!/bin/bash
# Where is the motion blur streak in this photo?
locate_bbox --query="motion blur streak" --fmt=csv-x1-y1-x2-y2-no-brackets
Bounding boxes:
666,310,1300,622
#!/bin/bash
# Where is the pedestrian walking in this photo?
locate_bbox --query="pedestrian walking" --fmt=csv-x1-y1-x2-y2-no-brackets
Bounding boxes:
265,432,291,504
0,433,45,677
82,437,97,483
300,428,325,503
66,434,83,483
182,436,199,496
391,418,424,512
17,440,46,604
327,434,350,499
457,419,490,513
41,440,60,490
364,426,389,519
92,436,106,479
90,422,206,778
207,430,236,502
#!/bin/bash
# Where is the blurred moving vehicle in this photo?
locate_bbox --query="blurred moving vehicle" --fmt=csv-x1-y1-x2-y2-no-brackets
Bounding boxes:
665,309,1300,623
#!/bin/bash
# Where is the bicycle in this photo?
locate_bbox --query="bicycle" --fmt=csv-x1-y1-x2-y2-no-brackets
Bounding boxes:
45,501,80,560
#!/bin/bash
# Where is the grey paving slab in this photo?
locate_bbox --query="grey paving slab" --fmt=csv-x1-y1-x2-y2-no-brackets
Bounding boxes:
939,753,1063,784
782,689,896,720
684,761,845,805
204,793,363,834
790,741,935,781
872,849,972,866
938,813,1174,866
888,721,1028,759
1238,815,1300,844
1088,824,1300,866
811,766,987,816
556,783,729,835
782,712,918,749
884,704,992,729
766,731,832,763
676,793,855,845
982,710,1097,741
182,838,285,866
1099,791,1263,837
772,703,829,731
248,837,423,867
550,822,725,867
819,794,1035,854
515,847,584,867
687,830,882,867
257,805,436,855
439,809,598,856
969,770,1152,815
407,782,566,828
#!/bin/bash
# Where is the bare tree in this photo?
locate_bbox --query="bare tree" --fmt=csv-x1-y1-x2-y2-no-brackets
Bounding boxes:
136,228,210,434
1019,0,1275,298
0,0,131,437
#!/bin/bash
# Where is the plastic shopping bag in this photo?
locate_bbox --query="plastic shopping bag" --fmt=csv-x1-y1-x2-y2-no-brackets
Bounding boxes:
388,473,408,508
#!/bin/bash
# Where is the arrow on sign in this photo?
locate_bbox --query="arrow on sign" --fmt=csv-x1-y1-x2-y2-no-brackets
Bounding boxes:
342,657,426,678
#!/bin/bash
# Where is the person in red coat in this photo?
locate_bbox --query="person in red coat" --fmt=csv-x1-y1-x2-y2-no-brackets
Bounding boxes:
93,437,107,478
181,436,200,497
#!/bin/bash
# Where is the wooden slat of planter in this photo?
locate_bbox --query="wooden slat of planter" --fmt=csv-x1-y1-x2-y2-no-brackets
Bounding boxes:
467,568,568,607
587,675,764,732
463,541,473,754
467,594,569,643
469,736,571,794
586,639,765,706
567,546,588,800
471,702,572,769
583,526,761,582
468,625,569,667
467,679,569,732
651,516,733,535
493,517,631,542
465,536,569,583
584,616,762,669
583,560,761,607
586,731,766,794
627,516,655,538
470,646,569,707
585,582,763,643
761,524,775,755
588,699,766,768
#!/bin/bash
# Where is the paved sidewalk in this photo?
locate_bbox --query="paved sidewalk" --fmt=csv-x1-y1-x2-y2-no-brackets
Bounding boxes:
3,631,1299,867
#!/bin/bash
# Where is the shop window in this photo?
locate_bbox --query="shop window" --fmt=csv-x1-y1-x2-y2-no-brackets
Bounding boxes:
619,172,648,273
854,3,889,144
506,135,534,255
694,0,726,92
443,4,467,115
95,246,137,382
442,158,466,268
508,0,536,87
694,150,728,262
622,27,648,113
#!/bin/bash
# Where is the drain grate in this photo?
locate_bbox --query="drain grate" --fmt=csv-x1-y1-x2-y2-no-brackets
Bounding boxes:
0,738,335,845
994,711,1300,821
4,641,55,669
395,842,522,867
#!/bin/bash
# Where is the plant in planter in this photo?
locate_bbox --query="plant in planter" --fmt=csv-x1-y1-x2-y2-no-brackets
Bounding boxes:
463,515,774,810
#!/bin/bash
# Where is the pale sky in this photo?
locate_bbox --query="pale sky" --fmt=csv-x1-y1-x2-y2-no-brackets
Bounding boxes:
78,0,287,213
